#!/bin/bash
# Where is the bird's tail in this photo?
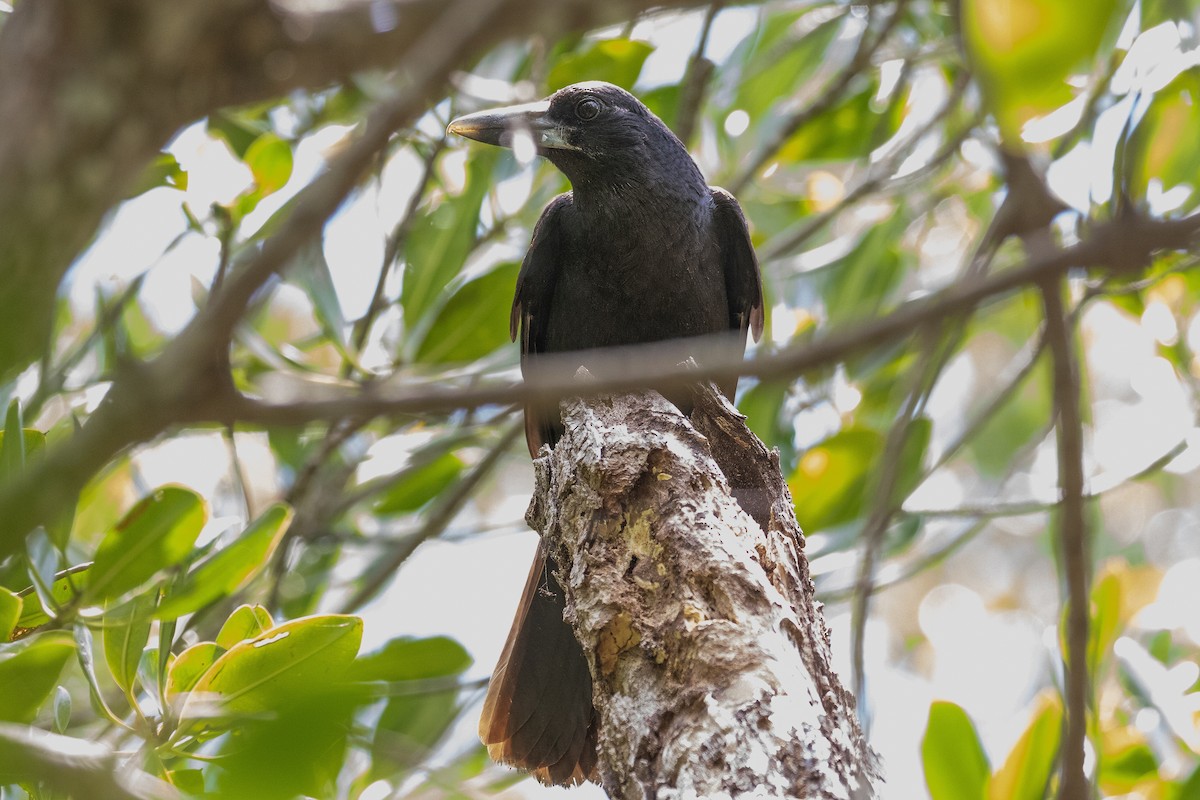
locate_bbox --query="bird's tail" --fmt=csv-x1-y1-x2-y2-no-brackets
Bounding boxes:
479,545,598,785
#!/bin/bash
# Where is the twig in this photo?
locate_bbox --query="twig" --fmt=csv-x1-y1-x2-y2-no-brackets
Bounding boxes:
672,0,723,145
1042,278,1090,799
219,212,1200,427
759,75,975,263
729,0,910,194
849,328,943,722
0,209,1196,561
337,417,522,613
346,137,446,371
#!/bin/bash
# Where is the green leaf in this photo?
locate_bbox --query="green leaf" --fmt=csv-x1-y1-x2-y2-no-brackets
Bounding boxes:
354,636,472,777
53,685,71,734
244,132,294,196
182,614,363,725
923,701,990,800
156,504,293,620
737,380,793,453
1090,568,1122,675
401,149,498,328
819,213,909,326
351,635,472,683
0,587,19,641
0,632,74,723
165,641,225,699
0,429,45,481
128,152,188,198
414,261,521,363
548,38,654,91
963,0,1129,141
103,593,156,694
73,622,123,726
215,604,273,650
896,416,932,502
86,486,207,602
1128,68,1200,209
734,13,843,124
212,684,360,800
168,769,205,795
17,566,90,629
989,693,1061,800
776,80,905,164
208,109,268,159
375,453,465,515
790,428,883,531
292,242,347,349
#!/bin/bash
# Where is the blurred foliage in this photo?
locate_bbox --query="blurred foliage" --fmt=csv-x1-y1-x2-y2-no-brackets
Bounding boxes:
3,0,1200,797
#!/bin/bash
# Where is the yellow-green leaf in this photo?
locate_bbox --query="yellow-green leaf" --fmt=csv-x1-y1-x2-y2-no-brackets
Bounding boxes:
215,604,273,650
86,486,206,602
157,505,293,620
923,700,990,800
166,642,225,699
181,615,362,726
990,693,1062,800
0,632,75,723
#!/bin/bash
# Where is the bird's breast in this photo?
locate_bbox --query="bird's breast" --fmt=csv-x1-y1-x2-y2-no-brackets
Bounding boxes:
543,218,727,355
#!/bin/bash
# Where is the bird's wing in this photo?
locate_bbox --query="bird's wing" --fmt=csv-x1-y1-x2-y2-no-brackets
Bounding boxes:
711,187,765,343
511,193,572,456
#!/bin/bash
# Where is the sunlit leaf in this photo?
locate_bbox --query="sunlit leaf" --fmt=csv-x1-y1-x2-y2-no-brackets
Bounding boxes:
244,132,294,196
0,587,19,641
215,604,273,650
923,700,990,800
16,566,90,629
414,261,521,363
128,153,188,198
182,614,363,726
402,149,498,329
351,635,472,683
963,0,1129,140
375,453,465,515
0,632,74,722
548,38,654,91
1129,68,1200,210
989,692,1062,800
790,428,882,531
776,80,906,164
1099,726,1160,794
166,642,225,699
86,486,206,602
157,504,293,620
731,10,843,122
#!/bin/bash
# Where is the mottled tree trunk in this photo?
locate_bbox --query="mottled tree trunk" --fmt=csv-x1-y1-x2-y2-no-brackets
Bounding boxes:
528,378,878,799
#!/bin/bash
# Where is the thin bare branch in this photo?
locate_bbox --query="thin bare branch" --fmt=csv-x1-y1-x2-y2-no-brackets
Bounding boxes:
1042,278,1090,800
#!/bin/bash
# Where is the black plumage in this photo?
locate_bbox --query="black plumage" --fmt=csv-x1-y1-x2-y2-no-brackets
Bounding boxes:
449,81,763,785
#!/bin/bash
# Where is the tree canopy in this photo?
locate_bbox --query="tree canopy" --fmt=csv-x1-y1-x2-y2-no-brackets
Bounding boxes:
1,0,1199,798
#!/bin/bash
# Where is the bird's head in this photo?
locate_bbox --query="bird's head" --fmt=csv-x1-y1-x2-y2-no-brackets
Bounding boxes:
448,82,700,192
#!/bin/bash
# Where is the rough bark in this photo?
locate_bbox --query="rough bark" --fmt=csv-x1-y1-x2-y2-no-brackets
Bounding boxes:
528,379,878,799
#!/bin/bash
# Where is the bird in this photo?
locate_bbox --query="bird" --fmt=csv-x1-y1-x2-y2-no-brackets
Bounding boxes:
447,81,763,786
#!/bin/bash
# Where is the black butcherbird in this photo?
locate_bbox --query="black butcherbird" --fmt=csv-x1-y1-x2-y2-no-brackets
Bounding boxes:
448,81,763,785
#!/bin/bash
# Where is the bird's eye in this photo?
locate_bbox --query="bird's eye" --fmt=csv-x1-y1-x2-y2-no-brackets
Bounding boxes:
575,97,601,121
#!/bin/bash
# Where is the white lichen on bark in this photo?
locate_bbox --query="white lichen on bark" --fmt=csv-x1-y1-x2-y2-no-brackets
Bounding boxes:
528,380,878,799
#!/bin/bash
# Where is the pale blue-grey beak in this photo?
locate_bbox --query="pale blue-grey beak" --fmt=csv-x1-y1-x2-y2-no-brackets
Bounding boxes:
448,100,579,151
